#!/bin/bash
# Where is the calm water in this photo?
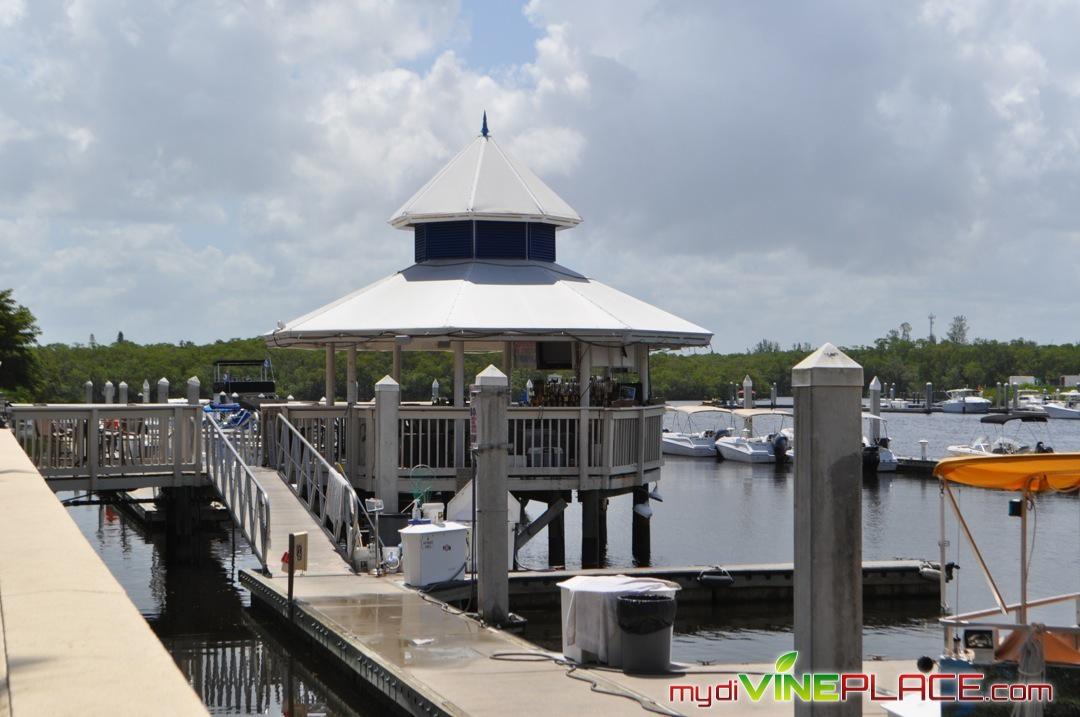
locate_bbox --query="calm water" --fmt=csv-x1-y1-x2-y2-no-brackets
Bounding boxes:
65,500,377,716
64,410,1079,714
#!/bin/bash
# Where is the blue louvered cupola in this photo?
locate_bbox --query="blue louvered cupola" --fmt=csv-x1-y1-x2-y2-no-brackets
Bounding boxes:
413,220,557,263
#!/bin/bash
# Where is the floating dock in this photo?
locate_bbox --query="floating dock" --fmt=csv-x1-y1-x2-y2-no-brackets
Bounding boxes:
241,559,940,717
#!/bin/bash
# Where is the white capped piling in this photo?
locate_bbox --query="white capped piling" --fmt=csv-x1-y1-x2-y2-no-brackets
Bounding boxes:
770,382,777,408
995,382,1002,408
868,376,881,444
889,383,896,400
84,380,93,404
431,378,440,404
325,344,336,407
186,376,200,405
118,381,128,404
473,365,509,626
919,439,929,461
1012,383,1019,411
219,391,227,404
157,377,169,403
142,379,150,403
346,345,357,404
742,375,753,409
103,381,115,404
792,343,863,716
925,382,933,413
374,376,400,512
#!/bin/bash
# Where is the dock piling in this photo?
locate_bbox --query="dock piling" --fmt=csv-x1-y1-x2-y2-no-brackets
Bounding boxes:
374,376,401,512
770,382,777,408
84,380,93,404
473,365,510,627
868,376,881,444
119,381,128,404
547,494,566,567
142,379,150,403
792,343,863,716
186,376,200,404
632,485,651,566
157,377,169,403
104,380,114,404
581,490,600,569
742,375,753,409
924,382,933,413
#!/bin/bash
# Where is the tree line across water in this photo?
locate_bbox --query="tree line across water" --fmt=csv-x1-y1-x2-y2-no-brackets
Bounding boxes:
1,292,1078,402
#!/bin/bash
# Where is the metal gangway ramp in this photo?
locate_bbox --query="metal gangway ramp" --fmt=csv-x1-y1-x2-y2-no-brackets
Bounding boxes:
204,413,366,576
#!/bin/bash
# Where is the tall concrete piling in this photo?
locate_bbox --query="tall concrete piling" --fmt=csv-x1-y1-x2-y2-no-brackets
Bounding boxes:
743,375,754,409
142,379,150,403
792,343,863,717
1012,383,1019,411
103,380,115,404
186,377,200,405
157,377,169,403
118,381,128,404
547,492,566,568
925,382,933,413
84,380,93,404
770,382,778,408
995,382,1003,408
868,376,881,445
374,376,400,512
473,365,509,627
632,485,651,566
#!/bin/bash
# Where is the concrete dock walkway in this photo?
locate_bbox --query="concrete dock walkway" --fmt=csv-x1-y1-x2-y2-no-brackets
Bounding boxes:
0,430,206,716
242,568,918,716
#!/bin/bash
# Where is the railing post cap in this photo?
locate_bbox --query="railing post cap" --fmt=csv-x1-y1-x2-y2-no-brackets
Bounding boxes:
791,342,863,388
119,380,128,387
187,376,200,385
105,380,114,387
742,374,753,386
374,375,400,391
158,377,169,384
475,364,508,387
869,376,882,390
84,380,93,387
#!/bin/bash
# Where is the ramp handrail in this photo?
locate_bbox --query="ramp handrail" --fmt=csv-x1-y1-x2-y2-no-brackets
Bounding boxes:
204,414,271,568
273,414,380,567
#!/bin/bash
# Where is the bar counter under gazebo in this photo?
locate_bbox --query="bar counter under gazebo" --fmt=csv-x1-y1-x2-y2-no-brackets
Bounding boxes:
263,117,712,567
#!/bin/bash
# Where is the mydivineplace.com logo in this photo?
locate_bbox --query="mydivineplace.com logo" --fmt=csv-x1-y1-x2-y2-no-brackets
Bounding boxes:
668,651,1054,708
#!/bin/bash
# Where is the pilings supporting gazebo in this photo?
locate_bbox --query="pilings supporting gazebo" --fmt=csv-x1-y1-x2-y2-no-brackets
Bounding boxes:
266,118,712,569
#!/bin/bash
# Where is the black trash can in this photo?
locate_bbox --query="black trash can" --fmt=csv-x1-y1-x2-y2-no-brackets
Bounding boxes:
616,593,677,674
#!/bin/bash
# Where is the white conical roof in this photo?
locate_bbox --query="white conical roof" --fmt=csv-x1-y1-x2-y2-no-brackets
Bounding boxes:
388,126,583,230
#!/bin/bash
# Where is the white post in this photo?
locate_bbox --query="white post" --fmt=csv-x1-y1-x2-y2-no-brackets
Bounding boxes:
325,344,336,407
142,379,150,404
742,374,753,409
84,380,94,404
1012,383,1019,411
186,376,200,405
157,377,169,403
453,340,466,469
995,382,1002,408
1019,492,1028,624
919,439,929,460
868,376,881,444
392,344,402,383
474,365,509,626
374,376,400,512
635,344,650,403
103,381,114,404
770,382,778,409
792,343,863,717
346,345,357,404
925,382,933,413
118,381,128,404
889,383,896,400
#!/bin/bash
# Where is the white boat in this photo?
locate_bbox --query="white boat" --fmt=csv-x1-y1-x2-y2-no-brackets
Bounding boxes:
715,409,792,463
661,406,732,457
946,413,1053,456
1042,390,1080,419
940,388,991,414
862,414,897,472
1014,389,1047,414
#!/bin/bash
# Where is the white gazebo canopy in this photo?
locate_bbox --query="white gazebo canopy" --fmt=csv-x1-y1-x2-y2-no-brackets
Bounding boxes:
267,259,711,351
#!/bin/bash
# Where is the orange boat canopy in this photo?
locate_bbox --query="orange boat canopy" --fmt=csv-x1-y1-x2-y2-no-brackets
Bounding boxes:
934,453,1080,493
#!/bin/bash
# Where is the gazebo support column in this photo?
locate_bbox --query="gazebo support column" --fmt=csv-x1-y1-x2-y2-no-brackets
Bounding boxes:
346,346,357,404
502,342,512,394
453,341,465,469
392,344,402,383
325,344,336,406
547,492,566,567
636,344,651,403
632,485,651,566
577,341,600,568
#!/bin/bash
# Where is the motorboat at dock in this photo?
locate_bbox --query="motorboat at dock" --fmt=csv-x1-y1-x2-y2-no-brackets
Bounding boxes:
714,408,792,463
862,414,897,473
661,405,733,457
1043,390,1080,419
946,413,1053,457
941,388,991,414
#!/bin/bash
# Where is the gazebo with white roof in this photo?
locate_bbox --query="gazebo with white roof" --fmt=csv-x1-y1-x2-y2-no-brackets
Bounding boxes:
265,115,712,567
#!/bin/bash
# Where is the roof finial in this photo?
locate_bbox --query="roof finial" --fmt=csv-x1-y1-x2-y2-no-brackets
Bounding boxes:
481,111,489,138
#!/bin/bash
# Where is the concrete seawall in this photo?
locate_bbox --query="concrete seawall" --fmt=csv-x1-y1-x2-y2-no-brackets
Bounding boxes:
0,430,206,716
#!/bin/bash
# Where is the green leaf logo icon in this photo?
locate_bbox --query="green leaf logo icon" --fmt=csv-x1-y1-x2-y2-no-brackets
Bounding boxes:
774,651,798,673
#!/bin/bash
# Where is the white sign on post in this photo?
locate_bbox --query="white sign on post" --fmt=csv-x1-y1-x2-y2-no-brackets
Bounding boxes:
291,531,308,572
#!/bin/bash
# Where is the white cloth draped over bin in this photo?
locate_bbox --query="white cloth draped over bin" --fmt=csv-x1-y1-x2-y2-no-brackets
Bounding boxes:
558,575,679,667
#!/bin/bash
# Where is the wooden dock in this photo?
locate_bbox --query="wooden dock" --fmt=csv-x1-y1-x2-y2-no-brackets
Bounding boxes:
241,566,932,716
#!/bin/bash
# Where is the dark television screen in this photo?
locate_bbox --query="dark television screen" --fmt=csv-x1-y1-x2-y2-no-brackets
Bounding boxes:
536,341,574,370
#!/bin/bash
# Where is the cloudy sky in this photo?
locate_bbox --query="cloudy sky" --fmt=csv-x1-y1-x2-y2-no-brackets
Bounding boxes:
2,0,1079,351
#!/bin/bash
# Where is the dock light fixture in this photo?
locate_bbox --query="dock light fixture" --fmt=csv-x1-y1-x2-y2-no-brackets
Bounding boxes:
394,334,412,346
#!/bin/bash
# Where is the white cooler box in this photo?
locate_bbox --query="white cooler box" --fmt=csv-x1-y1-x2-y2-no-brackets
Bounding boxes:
399,521,468,588
558,575,679,667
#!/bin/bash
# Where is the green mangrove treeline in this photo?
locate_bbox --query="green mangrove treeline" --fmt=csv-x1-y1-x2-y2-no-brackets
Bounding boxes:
14,334,1080,404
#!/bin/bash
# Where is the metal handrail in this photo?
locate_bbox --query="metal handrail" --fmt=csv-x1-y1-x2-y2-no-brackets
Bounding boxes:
204,414,271,569
273,413,381,568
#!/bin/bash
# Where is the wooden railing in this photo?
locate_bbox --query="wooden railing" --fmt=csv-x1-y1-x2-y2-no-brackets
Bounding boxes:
9,404,201,488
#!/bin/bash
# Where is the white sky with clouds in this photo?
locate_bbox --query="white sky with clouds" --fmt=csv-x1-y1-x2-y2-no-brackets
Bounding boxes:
2,0,1080,350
